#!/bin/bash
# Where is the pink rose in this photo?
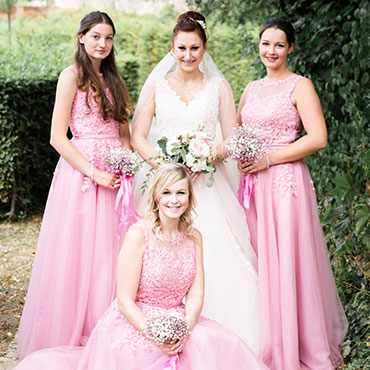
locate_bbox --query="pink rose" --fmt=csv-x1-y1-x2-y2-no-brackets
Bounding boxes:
189,138,210,158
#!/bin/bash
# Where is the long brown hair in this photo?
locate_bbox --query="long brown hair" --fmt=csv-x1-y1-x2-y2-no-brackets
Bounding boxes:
74,11,132,123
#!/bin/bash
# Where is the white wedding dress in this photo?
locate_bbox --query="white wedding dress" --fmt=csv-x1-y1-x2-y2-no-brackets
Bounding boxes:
134,75,259,353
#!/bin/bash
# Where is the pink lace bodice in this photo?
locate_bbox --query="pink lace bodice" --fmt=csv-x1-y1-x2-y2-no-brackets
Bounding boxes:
135,220,196,308
241,75,303,146
65,66,123,190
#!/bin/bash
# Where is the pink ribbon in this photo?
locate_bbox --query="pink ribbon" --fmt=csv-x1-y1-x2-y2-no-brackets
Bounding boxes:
163,354,179,370
238,173,254,210
114,175,140,238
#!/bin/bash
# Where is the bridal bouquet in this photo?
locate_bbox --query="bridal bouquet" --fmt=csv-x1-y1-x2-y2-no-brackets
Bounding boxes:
157,131,217,187
105,148,141,236
226,125,266,210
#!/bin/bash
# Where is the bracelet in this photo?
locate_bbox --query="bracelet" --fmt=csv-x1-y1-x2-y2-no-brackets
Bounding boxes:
266,155,270,169
91,163,94,182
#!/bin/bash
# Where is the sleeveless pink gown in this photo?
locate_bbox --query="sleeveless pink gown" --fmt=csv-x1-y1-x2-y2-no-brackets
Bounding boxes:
15,220,268,370
17,66,124,359
241,75,348,370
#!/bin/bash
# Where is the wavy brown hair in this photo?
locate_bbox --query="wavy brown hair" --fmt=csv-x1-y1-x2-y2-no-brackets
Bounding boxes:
145,163,196,237
74,11,132,123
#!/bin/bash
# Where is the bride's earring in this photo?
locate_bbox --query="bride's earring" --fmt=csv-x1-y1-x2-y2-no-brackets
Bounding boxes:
170,49,174,56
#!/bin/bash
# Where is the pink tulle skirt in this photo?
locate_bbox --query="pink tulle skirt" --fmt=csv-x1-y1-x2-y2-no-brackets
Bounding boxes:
15,300,268,370
245,156,348,370
17,156,123,359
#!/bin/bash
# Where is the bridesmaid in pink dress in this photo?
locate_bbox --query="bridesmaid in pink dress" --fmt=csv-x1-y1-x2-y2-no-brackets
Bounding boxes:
17,11,131,359
237,18,348,370
15,163,268,370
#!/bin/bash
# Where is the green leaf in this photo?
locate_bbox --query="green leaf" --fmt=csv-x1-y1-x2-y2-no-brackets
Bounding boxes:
205,175,215,188
354,205,369,234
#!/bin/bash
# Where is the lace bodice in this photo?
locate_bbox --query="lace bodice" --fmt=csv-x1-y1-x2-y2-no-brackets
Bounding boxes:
241,75,303,146
135,220,196,308
151,76,222,141
63,66,122,191
69,66,120,139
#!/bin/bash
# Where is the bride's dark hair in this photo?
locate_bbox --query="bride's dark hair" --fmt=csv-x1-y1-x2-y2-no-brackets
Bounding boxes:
74,11,132,123
172,11,207,44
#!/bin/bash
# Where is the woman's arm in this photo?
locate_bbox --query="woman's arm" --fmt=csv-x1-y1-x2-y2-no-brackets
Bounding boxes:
184,229,204,329
236,83,251,125
50,67,119,188
130,89,160,167
216,80,238,160
119,121,131,150
116,225,146,331
239,77,327,174
168,229,204,355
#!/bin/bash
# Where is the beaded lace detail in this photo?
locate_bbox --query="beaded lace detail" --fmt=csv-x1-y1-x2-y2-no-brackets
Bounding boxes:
106,219,196,351
153,76,222,140
241,75,303,197
67,66,122,191
241,75,303,146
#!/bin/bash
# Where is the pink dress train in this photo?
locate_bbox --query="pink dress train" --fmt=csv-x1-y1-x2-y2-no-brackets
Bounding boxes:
15,220,268,370
241,75,348,370
17,66,125,359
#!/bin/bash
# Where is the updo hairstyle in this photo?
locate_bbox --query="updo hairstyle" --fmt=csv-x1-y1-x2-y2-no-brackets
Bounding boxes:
172,11,207,45
259,18,295,46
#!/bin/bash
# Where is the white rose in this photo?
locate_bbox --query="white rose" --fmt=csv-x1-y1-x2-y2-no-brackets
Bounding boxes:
191,158,207,172
166,136,181,155
185,152,196,167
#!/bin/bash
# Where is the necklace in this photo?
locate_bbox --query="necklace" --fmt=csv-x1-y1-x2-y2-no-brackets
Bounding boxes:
185,86,190,94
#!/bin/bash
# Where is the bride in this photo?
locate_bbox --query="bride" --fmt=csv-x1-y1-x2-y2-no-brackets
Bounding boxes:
132,11,259,352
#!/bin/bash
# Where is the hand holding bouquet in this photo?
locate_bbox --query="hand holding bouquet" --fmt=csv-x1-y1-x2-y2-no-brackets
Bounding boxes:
157,130,217,187
226,125,266,210
105,148,141,236
142,309,190,345
225,124,266,163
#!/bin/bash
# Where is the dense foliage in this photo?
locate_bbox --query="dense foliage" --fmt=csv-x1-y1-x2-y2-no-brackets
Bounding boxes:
188,0,370,367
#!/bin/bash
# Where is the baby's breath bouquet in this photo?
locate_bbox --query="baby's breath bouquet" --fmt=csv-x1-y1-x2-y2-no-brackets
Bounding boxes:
105,148,141,177
226,125,266,210
105,148,141,236
142,309,190,345
157,130,217,187
226,124,266,163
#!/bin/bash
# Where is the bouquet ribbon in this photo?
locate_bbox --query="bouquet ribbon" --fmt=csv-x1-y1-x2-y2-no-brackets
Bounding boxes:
238,173,254,210
163,354,179,370
114,175,140,238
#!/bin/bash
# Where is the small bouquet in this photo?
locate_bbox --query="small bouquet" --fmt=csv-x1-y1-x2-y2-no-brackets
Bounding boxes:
142,309,190,345
226,125,266,210
105,147,141,177
157,130,217,187
225,124,266,163
105,148,141,236
143,309,190,370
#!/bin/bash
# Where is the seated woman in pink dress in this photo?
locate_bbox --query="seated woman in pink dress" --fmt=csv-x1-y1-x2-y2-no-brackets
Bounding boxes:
15,163,268,370
237,18,348,370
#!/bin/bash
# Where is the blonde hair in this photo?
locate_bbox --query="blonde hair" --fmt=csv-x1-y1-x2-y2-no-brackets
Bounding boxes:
145,163,196,236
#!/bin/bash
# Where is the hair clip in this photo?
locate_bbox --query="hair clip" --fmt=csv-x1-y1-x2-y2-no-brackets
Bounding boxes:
189,17,206,30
